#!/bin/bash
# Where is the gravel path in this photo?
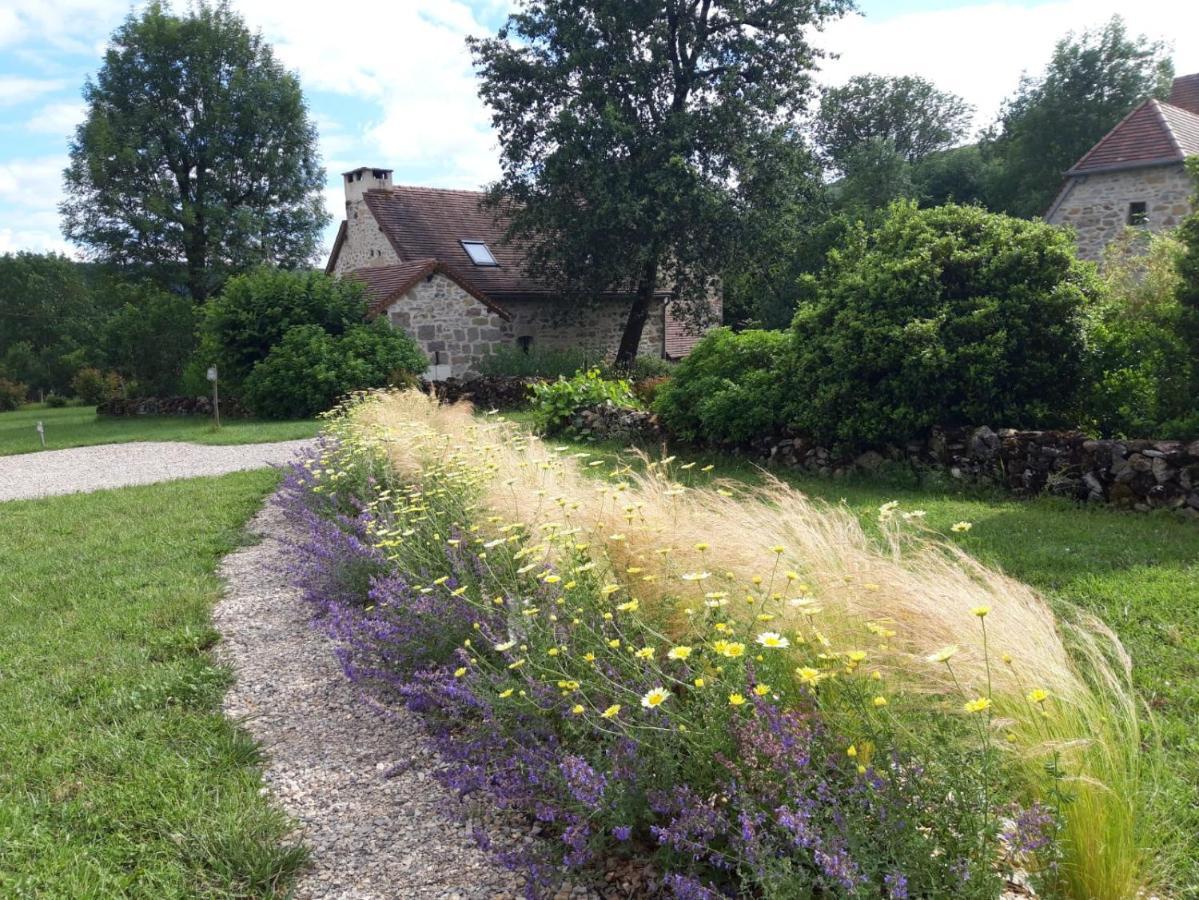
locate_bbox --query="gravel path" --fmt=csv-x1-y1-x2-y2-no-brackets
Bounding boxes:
214,498,542,900
0,440,314,502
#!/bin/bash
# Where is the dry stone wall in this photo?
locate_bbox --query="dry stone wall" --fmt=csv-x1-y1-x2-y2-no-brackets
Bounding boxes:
501,297,666,360
385,274,514,376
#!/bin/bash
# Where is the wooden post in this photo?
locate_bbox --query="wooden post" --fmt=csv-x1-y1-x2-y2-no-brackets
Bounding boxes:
36,420,45,448
207,366,220,429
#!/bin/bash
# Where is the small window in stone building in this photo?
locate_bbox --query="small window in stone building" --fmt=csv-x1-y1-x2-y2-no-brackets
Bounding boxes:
461,240,499,266
517,335,534,354
1128,201,1148,226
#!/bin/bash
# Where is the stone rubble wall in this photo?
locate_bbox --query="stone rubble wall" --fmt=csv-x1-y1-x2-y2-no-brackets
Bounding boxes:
500,296,666,361
97,395,250,418
1047,163,1192,261
764,426,1199,516
386,273,514,376
569,402,665,445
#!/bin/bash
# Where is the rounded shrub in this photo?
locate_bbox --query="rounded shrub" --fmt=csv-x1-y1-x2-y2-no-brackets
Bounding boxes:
789,202,1095,448
0,377,27,411
242,321,425,419
652,328,791,445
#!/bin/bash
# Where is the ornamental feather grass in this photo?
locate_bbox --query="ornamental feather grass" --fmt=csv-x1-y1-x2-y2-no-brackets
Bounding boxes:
348,389,1162,899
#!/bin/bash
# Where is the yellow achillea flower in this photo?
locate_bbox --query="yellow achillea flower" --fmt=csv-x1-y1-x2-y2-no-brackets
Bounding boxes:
681,571,711,582
753,684,770,697
755,632,789,650
454,667,467,678
601,704,621,719
964,697,992,714
1027,688,1050,704
495,640,516,652
608,639,621,649
927,645,959,664
571,704,585,715
543,574,561,584
499,689,514,698
616,599,640,612
727,693,746,707
951,521,973,533
971,605,991,618
718,641,745,658
635,646,655,660
601,584,621,596
641,687,670,708
847,744,857,758
668,646,693,661
872,696,887,707
583,652,597,662
693,677,705,688
769,544,785,555
694,542,709,552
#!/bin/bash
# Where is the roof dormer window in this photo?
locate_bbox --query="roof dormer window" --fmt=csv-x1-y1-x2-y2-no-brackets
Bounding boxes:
461,240,499,267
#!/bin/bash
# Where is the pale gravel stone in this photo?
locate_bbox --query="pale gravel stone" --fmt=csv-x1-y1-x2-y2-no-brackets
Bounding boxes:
0,439,314,502
213,497,534,899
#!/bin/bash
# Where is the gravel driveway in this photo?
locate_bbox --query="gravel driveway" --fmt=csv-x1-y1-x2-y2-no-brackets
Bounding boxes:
0,439,314,502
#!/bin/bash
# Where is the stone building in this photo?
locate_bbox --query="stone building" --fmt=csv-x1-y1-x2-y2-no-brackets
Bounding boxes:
325,168,719,377
1046,73,1199,260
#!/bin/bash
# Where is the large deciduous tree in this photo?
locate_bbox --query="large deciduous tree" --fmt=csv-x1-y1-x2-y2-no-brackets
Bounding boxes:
469,0,851,367
61,1,329,301
984,15,1173,219
814,74,973,171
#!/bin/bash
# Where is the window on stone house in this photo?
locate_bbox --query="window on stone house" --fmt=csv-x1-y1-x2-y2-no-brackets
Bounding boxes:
1127,201,1148,226
517,335,534,354
460,240,499,266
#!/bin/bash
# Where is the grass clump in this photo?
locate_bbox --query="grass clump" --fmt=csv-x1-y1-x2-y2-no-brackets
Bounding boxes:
0,471,305,896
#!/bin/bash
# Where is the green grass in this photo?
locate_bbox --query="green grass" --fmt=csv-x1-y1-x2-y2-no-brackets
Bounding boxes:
516,415,1199,895
0,405,319,456
0,471,305,897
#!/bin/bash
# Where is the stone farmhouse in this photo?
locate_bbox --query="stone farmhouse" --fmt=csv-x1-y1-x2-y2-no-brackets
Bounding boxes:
325,167,717,377
1046,73,1199,260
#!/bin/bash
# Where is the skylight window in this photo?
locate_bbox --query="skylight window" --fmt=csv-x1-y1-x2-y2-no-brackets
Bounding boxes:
461,240,499,266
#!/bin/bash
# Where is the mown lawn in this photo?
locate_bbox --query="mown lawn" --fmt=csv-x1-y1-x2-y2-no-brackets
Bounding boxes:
0,471,304,897
0,405,318,456
510,414,1199,893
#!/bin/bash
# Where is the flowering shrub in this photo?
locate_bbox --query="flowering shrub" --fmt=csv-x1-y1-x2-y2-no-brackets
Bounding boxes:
280,391,1152,899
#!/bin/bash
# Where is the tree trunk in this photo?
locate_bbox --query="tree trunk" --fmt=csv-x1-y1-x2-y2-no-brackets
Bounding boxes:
615,259,658,370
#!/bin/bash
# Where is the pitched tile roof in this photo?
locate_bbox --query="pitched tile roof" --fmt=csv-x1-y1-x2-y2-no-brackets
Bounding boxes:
1168,73,1199,115
361,186,550,298
346,259,512,320
1067,98,1199,175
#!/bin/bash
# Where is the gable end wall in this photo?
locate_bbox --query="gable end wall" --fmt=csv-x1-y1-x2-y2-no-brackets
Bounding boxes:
333,199,400,274
1047,163,1193,260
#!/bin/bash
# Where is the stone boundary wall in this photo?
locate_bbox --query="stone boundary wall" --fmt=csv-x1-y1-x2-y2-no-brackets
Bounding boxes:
764,426,1199,516
97,396,249,418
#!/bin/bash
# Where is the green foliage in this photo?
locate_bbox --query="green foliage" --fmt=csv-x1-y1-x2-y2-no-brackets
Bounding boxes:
816,74,973,170
0,252,103,395
99,282,198,396
529,368,638,434
789,203,1095,448
983,16,1173,218
471,0,851,365
0,378,27,411
911,145,997,208
61,1,328,300
200,268,369,392
44,393,69,409
1177,158,1199,376
1082,231,1194,437
477,344,601,378
241,321,425,419
653,328,791,445
70,367,125,406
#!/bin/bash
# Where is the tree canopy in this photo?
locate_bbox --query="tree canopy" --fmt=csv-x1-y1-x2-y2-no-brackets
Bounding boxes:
815,74,973,172
470,0,851,366
983,15,1173,218
61,1,329,301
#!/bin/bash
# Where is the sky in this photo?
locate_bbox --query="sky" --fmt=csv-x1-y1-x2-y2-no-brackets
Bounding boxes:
0,0,1197,261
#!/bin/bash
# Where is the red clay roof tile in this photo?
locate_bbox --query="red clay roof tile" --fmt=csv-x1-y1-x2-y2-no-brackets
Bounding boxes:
346,260,512,320
1067,99,1199,174
1168,73,1199,116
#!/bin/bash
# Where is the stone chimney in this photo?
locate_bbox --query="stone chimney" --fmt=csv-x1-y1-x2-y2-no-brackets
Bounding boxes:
342,166,393,204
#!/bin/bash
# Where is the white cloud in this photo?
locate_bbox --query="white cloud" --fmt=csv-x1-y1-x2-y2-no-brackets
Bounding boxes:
817,0,1199,132
0,75,69,107
26,101,85,136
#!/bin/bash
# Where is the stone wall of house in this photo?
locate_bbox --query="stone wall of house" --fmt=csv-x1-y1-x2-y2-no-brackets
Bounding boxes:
385,273,514,376
333,199,400,274
1047,163,1193,260
500,297,667,360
